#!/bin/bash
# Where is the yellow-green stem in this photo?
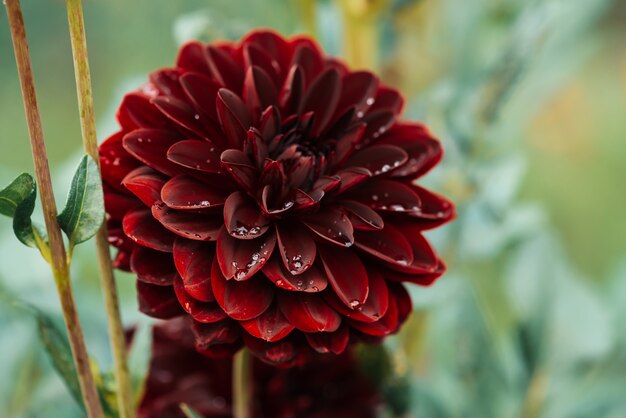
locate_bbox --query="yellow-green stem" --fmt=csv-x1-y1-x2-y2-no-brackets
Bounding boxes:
296,0,318,36
233,349,252,418
64,0,135,417
338,0,390,70
4,1,104,417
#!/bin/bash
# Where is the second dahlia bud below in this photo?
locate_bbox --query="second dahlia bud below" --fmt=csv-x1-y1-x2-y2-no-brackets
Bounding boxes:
100,29,455,366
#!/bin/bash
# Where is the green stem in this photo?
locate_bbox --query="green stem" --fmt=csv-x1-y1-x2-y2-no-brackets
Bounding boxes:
4,1,104,417
64,1,135,417
338,0,390,70
233,349,252,418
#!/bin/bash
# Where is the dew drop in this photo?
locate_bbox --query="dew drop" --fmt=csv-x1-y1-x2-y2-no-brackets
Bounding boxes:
194,114,200,120
366,97,375,106
349,300,361,309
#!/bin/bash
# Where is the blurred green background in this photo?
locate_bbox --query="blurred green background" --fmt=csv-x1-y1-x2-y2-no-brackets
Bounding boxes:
1,0,625,417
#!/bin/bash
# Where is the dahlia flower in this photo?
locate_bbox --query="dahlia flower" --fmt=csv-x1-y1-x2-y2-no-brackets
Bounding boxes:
101,30,454,365
137,319,381,418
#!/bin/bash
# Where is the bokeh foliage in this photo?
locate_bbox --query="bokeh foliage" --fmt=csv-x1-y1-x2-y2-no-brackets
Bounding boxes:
1,0,625,417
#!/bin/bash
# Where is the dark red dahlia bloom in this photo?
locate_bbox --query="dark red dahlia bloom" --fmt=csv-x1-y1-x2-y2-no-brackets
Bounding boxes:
101,30,454,365
137,319,381,418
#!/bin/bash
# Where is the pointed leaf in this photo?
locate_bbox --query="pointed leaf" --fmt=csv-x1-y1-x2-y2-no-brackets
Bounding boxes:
58,155,105,249
0,173,48,257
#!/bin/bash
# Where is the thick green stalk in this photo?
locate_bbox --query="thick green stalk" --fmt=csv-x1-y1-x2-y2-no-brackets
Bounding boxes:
4,1,104,417
337,0,390,70
64,0,135,417
233,349,252,418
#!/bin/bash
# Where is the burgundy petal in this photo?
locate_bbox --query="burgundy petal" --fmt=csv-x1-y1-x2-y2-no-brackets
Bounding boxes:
176,41,210,73
122,208,175,252
137,281,183,319
318,245,369,308
278,292,341,333
151,96,208,137
325,269,389,323
152,201,222,241
391,282,413,327
243,43,282,85
385,259,446,286
348,179,421,213
289,41,324,86
354,224,414,266
216,227,276,281
100,132,141,192
385,222,439,274
340,200,384,230
299,68,341,135
244,129,268,168
279,65,305,114
336,71,379,118
244,66,278,120
304,208,354,248
345,144,408,176
122,167,166,207
349,287,399,337
173,239,215,302
211,257,274,320
149,68,186,99
260,185,295,216
130,246,177,286
206,46,244,91
240,303,295,342
224,191,270,240
262,255,328,293
362,111,395,142
216,89,250,148
276,223,316,275
369,86,404,116
379,122,442,178
104,186,140,219
192,318,241,348
260,106,281,141
220,149,258,193
179,72,221,122
335,167,371,195
243,333,298,366
173,275,227,323
122,129,181,177
166,139,222,173
305,324,349,354
242,31,290,75
259,160,286,194
161,175,229,209
406,184,456,228
333,124,366,167
117,93,171,131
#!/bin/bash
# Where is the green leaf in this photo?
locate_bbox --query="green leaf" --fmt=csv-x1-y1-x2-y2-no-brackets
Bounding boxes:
35,311,85,411
0,173,49,258
58,155,105,250
128,319,153,406
180,403,203,418
0,173,33,217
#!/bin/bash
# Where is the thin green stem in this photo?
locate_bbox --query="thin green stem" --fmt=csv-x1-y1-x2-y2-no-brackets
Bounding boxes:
233,349,252,418
4,1,104,417
64,0,135,417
